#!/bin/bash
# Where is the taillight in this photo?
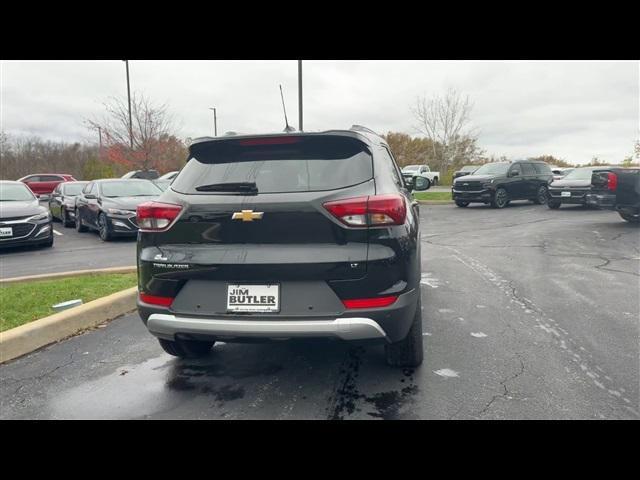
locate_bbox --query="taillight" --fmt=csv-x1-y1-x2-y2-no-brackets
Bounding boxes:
343,296,398,309
323,194,406,227
137,202,182,231
139,293,174,307
607,172,618,191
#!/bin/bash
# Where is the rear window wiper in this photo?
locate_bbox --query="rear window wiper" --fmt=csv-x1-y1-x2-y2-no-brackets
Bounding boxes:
195,182,259,194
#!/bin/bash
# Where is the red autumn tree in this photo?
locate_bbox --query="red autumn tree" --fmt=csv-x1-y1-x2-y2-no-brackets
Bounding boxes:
86,93,187,174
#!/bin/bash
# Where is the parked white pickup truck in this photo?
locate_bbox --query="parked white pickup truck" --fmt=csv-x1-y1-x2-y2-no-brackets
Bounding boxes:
401,164,440,187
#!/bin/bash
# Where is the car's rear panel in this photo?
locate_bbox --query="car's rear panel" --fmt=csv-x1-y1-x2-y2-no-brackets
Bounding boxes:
137,132,419,342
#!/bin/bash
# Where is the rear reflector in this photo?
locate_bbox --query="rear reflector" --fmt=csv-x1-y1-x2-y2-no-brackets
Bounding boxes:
343,296,398,309
323,194,406,227
607,172,618,192
238,137,301,146
139,293,174,307
137,202,182,231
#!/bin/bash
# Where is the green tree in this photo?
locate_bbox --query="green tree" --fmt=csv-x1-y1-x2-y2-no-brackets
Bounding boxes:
82,157,115,180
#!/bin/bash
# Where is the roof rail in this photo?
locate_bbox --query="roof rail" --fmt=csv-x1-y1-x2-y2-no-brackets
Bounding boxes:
350,125,380,137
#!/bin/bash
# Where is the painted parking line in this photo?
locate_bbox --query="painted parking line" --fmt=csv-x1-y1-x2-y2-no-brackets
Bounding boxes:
53,229,63,236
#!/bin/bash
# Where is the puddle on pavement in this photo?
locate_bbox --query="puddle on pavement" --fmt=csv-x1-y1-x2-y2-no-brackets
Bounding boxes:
328,348,419,420
47,350,283,419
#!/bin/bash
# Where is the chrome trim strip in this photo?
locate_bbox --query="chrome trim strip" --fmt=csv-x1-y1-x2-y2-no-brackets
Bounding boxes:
0,217,32,224
147,314,389,342
452,189,486,194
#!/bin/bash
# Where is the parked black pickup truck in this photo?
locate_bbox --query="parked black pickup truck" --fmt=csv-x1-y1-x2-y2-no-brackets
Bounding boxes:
586,167,640,223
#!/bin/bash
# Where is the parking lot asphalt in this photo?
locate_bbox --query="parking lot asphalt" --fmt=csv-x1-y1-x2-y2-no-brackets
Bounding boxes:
0,218,136,279
1,202,638,419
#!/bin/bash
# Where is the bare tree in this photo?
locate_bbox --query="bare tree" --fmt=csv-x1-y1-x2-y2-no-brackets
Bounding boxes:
412,87,481,172
86,93,180,171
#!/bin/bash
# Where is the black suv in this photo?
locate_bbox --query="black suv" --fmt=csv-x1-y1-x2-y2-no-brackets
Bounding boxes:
451,160,553,208
136,128,424,367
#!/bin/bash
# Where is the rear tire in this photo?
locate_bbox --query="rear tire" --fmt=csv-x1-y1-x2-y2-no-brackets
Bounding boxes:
433,177,439,186
455,201,469,207
385,297,424,368
619,211,640,223
547,199,561,209
75,209,88,232
159,338,214,358
491,188,509,209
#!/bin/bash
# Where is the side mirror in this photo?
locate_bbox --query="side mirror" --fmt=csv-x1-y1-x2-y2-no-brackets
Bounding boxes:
510,170,520,177
404,176,415,189
413,176,430,191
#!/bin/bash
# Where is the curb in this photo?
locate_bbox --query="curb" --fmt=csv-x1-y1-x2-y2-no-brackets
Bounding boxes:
0,286,138,364
0,266,137,284
416,200,454,205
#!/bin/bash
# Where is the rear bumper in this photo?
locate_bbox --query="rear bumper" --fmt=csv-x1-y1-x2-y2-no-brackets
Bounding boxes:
585,193,616,209
147,314,389,342
138,287,419,343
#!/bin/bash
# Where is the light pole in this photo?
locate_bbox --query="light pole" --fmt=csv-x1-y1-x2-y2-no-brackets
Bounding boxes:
123,60,133,149
208,107,218,136
97,126,102,158
298,60,303,131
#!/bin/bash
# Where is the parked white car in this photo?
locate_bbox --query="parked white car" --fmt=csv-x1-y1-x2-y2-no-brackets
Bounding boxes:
401,164,440,187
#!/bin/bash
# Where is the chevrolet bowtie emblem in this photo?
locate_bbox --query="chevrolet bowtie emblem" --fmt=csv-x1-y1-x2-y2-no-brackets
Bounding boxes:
232,210,264,222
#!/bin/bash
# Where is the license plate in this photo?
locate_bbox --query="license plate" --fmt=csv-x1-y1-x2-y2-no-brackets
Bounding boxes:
561,191,571,197
0,227,13,237
227,284,280,313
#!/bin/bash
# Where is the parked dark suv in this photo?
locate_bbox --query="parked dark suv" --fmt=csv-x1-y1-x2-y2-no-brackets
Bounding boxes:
451,160,553,208
136,127,424,367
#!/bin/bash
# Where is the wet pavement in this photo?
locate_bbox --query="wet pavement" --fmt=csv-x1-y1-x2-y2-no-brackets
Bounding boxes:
1,202,638,419
0,215,136,279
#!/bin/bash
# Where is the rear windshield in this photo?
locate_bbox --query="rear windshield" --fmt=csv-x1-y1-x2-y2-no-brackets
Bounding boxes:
172,135,373,194
101,181,162,197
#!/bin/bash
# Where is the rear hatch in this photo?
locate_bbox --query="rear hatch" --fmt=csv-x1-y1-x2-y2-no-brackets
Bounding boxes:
138,134,378,314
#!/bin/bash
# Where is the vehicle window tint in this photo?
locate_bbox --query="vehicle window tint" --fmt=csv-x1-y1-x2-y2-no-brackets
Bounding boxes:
25,176,41,182
40,175,62,182
83,182,94,194
381,146,404,188
533,163,552,175
521,163,536,176
509,164,522,176
173,136,374,194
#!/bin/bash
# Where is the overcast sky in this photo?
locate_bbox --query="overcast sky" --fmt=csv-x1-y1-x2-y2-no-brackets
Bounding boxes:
1,60,638,164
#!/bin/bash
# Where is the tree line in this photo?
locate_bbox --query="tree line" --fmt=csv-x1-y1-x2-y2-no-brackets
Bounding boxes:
1,89,637,183
1,93,188,181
